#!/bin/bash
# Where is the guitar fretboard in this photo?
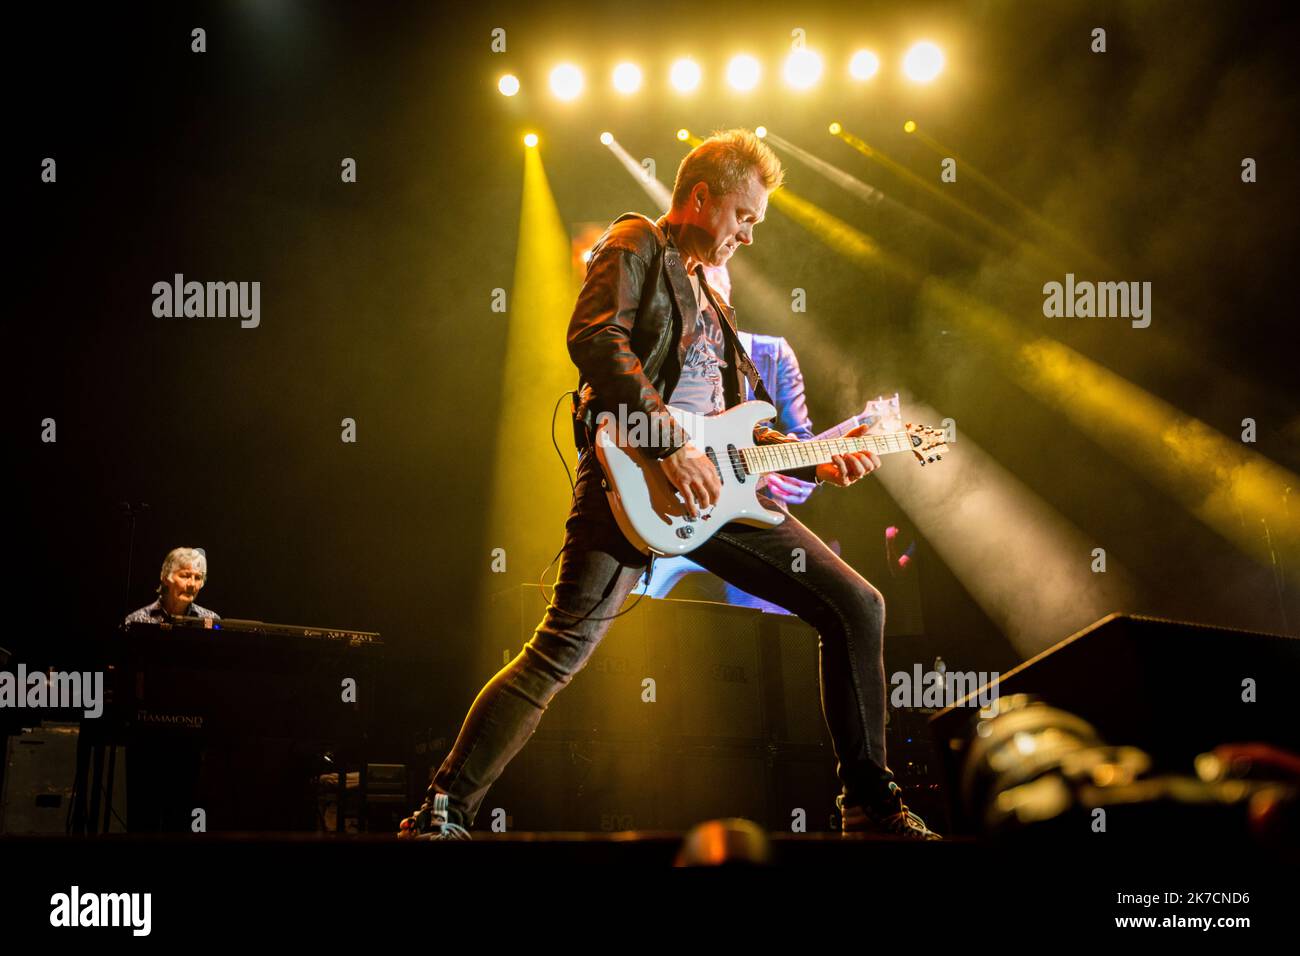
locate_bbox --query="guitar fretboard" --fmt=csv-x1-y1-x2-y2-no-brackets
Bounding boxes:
740,432,916,476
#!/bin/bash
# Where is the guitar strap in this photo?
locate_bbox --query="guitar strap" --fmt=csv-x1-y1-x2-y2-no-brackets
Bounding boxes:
688,262,775,408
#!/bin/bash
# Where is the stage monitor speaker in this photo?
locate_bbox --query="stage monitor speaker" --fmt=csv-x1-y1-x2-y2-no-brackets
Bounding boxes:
485,736,664,831
2,723,126,834
653,599,765,745
929,613,1300,832
482,584,652,741
771,613,831,747
485,585,822,746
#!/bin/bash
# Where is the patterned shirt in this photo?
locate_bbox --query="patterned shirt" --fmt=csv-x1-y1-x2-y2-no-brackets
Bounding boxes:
124,598,221,626
668,273,729,415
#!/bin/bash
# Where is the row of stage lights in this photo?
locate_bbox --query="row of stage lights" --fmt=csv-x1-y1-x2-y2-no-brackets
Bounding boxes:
499,42,945,100
521,123,917,148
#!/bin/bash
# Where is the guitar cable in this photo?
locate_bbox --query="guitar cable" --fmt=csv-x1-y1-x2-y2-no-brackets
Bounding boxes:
537,390,653,623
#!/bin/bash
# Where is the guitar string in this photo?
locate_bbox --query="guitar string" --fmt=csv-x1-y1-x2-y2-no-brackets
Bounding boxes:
724,431,921,474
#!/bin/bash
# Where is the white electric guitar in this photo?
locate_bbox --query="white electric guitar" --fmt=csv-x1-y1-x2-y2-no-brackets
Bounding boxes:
594,400,948,556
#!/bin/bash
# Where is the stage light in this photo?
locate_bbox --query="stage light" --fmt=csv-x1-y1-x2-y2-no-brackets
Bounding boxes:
670,58,701,93
783,48,823,89
523,132,538,148
599,131,613,145
828,121,842,135
726,54,761,91
676,128,690,141
549,63,584,100
903,41,944,82
754,126,767,138
903,119,917,133
498,74,520,97
849,50,879,80
612,61,642,94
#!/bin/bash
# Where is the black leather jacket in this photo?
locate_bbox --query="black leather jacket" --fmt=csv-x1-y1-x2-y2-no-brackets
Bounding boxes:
569,212,820,482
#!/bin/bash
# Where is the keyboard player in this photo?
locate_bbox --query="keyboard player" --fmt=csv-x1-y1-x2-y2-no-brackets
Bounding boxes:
124,546,220,625
121,546,216,831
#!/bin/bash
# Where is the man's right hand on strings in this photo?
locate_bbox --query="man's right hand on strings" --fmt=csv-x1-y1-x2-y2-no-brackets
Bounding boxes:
661,441,722,519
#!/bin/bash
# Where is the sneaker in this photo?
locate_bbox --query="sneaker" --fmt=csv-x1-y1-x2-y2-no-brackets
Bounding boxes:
397,792,472,841
837,782,942,840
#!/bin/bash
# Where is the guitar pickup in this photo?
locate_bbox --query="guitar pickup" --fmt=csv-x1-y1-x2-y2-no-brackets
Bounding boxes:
704,446,723,484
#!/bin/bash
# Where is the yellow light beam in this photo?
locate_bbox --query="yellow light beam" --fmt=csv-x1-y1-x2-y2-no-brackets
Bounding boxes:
834,124,1061,273
768,188,922,282
736,133,1296,577
481,143,583,601
923,283,1300,580
764,128,992,264
877,396,1136,657
903,120,1114,275
895,120,1287,420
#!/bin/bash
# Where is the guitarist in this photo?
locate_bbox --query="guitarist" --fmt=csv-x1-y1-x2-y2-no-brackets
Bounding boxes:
635,323,824,607
400,128,941,841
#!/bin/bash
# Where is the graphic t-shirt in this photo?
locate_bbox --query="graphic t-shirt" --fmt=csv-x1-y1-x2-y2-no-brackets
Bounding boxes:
668,276,729,415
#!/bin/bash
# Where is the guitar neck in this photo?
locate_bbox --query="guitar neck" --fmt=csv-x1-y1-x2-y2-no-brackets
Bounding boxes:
742,432,914,476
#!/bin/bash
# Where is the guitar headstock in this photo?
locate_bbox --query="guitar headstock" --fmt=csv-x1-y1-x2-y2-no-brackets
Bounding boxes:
857,393,903,434
905,423,949,466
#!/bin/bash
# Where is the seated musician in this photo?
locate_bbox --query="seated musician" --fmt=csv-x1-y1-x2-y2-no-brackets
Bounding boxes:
119,547,320,832
121,546,217,832
124,547,220,624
